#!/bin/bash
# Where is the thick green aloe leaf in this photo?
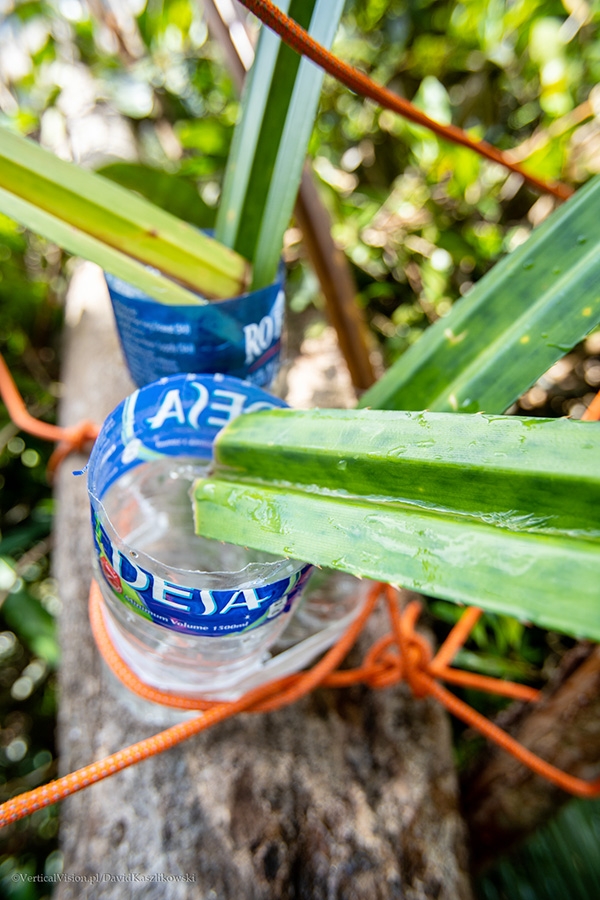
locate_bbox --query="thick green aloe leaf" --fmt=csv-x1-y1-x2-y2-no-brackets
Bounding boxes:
359,175,600,413
203,409,599,536
0,127,247,300
193,409,600,639
215,0,345,289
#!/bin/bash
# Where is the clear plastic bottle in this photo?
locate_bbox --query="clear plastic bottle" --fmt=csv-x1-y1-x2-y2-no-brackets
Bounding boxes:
87,373,312,699
87,373,368,706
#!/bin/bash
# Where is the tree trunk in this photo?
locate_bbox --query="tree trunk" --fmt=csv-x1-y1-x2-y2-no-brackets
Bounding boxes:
54,262,472,898
463,641,600,871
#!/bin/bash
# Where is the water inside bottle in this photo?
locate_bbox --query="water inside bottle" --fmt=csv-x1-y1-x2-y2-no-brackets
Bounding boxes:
101,457,281,577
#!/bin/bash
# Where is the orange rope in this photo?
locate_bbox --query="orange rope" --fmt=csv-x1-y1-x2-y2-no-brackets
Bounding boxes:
430,605,483,673
582,389,600,422
0,582,379,826
236,0,573,201
2,579,598,828
428,680,600,798
1,355,599,826
0,353,99,476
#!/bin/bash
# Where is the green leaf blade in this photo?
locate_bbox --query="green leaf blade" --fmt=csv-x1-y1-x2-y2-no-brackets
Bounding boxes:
229,0,311,264
192,408,600,638
214,0,293,253
210,408,600,539
0,187,209,306
0,127,248,300
215,0,346,288
359,176,600,413
193,480,600,640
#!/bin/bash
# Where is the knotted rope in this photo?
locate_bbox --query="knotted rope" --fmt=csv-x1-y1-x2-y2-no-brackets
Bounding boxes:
1,578,599,828
1,339,599,827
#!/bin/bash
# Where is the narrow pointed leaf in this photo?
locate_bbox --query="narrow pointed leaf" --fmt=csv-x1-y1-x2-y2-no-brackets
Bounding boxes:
215,0,345,289
193,409,600,639
359,176,600,413
0,127,248,300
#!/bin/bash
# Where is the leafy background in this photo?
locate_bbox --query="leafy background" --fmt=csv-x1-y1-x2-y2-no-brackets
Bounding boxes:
0,0,598,896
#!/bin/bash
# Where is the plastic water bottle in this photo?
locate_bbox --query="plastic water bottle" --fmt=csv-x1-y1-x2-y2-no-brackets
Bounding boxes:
87,373,313,700
87,372,368,707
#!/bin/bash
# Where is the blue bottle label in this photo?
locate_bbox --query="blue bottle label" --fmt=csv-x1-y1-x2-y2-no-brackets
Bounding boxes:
87,374,311,635
93,512,311,635
105,269,285,389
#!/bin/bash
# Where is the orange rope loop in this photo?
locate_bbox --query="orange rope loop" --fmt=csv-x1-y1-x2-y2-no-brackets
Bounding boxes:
236,0,574,201
1,579,598,829
1,356,599,827
0,353,99,477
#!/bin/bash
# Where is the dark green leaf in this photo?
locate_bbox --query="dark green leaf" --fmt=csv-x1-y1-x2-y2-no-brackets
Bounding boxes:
215,0,346,287
359,177,600,414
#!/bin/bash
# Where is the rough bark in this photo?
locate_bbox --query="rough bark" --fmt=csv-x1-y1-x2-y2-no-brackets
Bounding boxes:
463,641,600,871
54,263,472,899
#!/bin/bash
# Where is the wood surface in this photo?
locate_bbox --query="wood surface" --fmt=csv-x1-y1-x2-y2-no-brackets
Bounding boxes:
54,262,472,899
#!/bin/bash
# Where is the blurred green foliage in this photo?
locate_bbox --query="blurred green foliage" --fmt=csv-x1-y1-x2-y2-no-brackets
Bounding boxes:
0,0,598,894
313,0,600,364
479,796,600,899
0,213,62,895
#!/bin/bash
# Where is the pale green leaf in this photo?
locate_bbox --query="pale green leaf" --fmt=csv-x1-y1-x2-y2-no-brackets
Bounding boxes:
0,127,248,300
0,187,208,307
